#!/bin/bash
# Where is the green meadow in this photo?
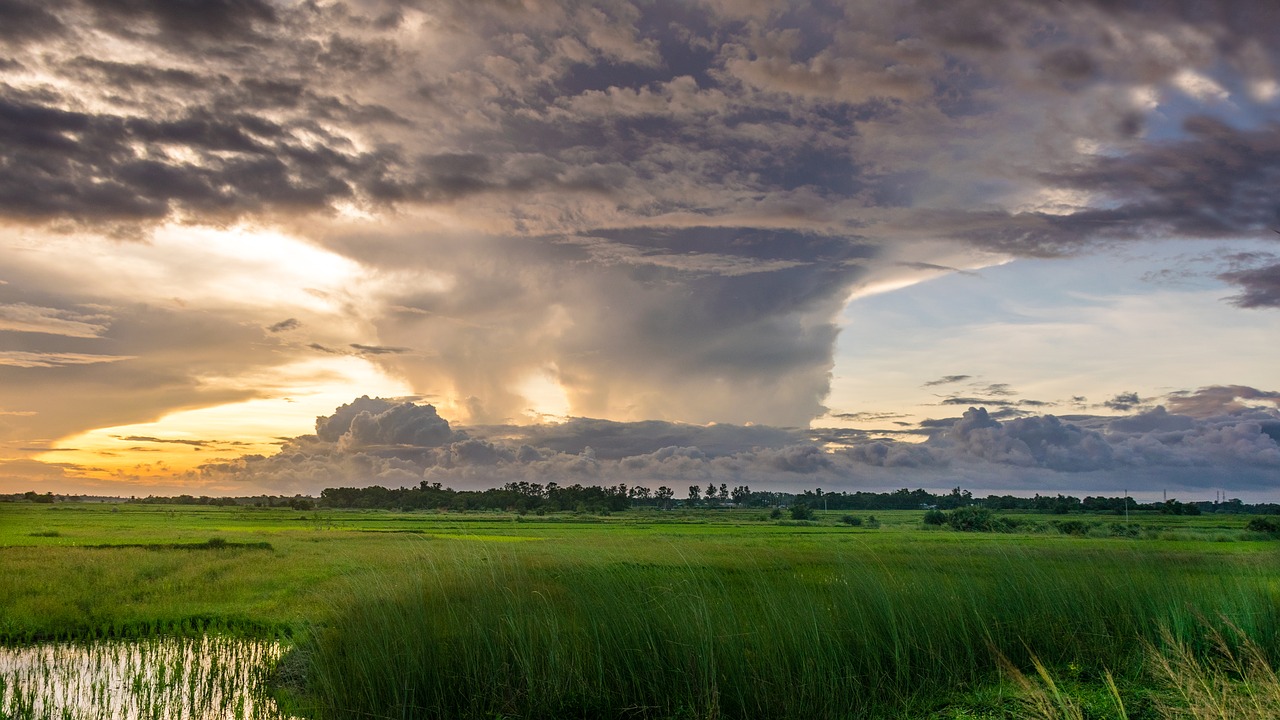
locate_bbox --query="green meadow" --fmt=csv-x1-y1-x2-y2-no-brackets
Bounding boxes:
2,501,1279,719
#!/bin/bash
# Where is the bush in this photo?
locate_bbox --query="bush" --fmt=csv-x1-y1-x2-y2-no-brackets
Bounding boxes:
1108,523,1139,538
1052,519,1091,536
769,508,783,520
840,515,863,526
946,506,994,532
1245,517,1279,535
865,515,881,529
789,503,815,521
923,509,947,526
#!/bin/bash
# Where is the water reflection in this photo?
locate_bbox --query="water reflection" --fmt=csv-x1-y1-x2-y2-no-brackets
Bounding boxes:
0,636,297,720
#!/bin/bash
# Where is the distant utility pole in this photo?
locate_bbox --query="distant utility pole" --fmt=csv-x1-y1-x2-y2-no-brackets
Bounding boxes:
1124,489,1129,522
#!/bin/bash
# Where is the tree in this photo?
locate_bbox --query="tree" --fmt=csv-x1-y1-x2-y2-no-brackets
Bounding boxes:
655,486,675,510
688,485,701,505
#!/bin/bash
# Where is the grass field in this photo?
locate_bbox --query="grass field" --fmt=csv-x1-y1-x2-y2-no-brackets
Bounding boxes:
2,501,1279,718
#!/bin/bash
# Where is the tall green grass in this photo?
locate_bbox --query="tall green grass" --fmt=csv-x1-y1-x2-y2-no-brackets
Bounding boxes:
288,542,1280,719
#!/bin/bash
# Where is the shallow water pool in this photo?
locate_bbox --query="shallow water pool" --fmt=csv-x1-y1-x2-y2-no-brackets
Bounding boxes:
0,636,296,720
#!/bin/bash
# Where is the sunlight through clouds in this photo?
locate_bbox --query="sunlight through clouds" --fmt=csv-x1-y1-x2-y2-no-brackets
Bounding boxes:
37,356,412,478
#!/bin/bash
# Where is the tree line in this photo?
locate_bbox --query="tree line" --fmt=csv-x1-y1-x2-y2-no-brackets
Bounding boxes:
4,485,1276,515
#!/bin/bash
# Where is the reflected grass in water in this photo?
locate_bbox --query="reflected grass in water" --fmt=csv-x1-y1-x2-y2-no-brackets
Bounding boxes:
0,636,294,720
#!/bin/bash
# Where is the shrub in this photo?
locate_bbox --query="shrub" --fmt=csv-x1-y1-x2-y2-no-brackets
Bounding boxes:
1108,523,1140,538
923,509,947,526
769,508,783,520
946,506,994,532
1053,519,1090,536
1245,517,1279,535
789,503,815,521
840,515,863,526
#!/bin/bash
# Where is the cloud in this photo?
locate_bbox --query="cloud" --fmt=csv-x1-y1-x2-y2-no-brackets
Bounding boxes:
1103,392,1142,411
0,0,66,45
83,0,277,40
3,0,1272,252
1107,406,1196,434
352,230,865,425
940,397,1016,407
340,401,459,450
466,417,806,460
0,351,134,368
316,396,462,450
192,397,1280,496
5,0,1280,467
827,411,909,422
350,343,411,355
924,375,972,387
0,96,397,224
267,318,300,333
0,303,109,337
1042,118,1280,244
1165,385,1280,417
113,435,211,447
1220,262,1280,309
0,276,316,454
944,407,1115,471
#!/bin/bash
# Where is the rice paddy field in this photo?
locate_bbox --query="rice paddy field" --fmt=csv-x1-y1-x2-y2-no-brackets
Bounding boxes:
1,501,1278,719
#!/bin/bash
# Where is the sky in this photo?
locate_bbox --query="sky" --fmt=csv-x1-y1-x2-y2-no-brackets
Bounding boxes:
1,0,1278,500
